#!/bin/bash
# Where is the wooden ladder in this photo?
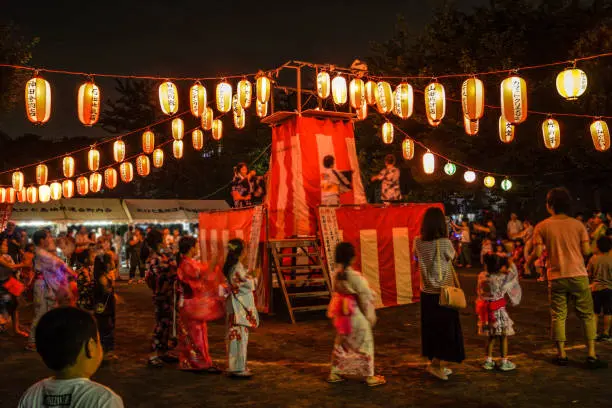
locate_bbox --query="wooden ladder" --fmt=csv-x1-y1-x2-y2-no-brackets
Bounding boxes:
269,238,332,324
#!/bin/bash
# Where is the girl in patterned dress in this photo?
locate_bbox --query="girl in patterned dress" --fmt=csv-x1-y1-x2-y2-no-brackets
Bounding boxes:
476,254,522,371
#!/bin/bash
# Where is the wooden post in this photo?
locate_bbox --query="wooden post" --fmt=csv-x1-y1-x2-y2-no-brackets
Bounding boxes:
297,66,302,113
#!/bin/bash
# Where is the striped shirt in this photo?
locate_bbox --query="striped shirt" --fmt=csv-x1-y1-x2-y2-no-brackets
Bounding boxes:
414,237,455,294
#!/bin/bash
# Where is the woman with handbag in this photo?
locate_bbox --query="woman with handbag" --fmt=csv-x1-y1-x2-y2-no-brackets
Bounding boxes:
176,236,223,373
0,238,28,336
414,207,466,381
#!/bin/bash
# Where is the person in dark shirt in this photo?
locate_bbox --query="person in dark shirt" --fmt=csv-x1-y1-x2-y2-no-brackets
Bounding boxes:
1,222,22,263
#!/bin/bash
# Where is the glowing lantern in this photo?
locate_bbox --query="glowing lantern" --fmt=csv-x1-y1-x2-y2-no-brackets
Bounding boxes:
232,94,244,117
63,156,75,178
16,188,25,203
88,172,102,193
192,129,204,150
374,81,393,114
590,119,611,152
237,79,252,108
152,149,164,168
6,188,16,204
201,107,213,130
189,82,207,117
36,164,48,185
349,78,365,109
556,67,587,100
394,83,414,119
159,81,178,115
424,81,446,126
113,140,126,162
381,122,394,144
463,116,479,136
212,119,223,140
256,75,271,104
317,71,330,99
88,148,100,171
119,162,134,183
498,116,515,144
12,171,24,192
172,118,184,141
104,168,118,189
234,111,246,129
484,175,495,188
216,81,232,113
464,171,476,184
444,162,456,176
331,74,347,105
501,76,528,124
136,155,150,176
356,95,368,121
501,178,513,191
38,185,51,203
402,138,415,160
423,152,435,175
62,180,74,198
142,130,155,154
542,118,561,149
0,188,5,203
49,182,61,200
256,100,268,118
77,80,101,126
365,80,377,105
461,77,484,121
173,140,184,159
25,76,51,124
26,186,38,204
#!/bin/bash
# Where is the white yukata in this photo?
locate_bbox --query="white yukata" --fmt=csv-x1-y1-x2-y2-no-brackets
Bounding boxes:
476,264,522,337
321,168,350,206
226,262,259,373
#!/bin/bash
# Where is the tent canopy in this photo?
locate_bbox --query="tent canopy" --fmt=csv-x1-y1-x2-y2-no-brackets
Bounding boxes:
124,199,229,223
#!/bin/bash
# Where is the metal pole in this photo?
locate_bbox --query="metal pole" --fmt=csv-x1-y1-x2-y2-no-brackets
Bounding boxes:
297,66,302,113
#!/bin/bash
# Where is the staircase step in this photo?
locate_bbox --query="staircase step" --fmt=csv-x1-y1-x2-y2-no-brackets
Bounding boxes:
288,291,331,298
282,278,328,286
291,305,329,312
273,252,320,258
278,265,322,271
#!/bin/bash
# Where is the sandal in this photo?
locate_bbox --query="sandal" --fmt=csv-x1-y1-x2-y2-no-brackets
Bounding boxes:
552,356,569,366
366,375,387,387
326,373,345,383
426,365,448,381
229,370,253,378
148,356,164,368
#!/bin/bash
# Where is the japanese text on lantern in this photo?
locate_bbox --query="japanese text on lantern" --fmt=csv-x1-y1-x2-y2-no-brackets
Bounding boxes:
511,78,522,122
90,86,100,123
595,121,606,150
427,84,437,117
27,80,37,118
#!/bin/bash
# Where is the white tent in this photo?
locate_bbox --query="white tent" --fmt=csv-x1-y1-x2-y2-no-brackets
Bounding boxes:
123,199,229,223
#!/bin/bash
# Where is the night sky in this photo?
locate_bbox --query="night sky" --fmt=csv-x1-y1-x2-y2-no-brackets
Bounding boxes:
0,0,488,140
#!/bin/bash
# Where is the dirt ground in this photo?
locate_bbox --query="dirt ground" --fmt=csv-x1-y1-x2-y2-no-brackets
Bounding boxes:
2,270,612,408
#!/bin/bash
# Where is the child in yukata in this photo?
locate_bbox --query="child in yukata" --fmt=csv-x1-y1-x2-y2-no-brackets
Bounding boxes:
320,155,351,206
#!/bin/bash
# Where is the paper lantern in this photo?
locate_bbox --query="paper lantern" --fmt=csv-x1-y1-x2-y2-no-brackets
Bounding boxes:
16,187,26,203
498,116,515,144
464,171,476,184
402,138,414,160
542,118,561,149
12,171,24,192
159,81,179,115
256,100,268,118
237,79,252,108
113,140,126,162
423,152,435,175
501,76,528,124
375,81,393,114
461,77,484,121
256,75,271,104
104,168,118,189
88,148,100,171
192,129,204,150
424,81,446,126
50,182,62,200
349,78,365,109
201,107,213,130
463,116,479,136
356,95,368,121
6,188,16,204
26,186,38,204
189,82,207,117
444,162,456,176
36,164,48,185
172,118,184,141
152,149,164,168
381,122,394,144
173,140,184,159
232,94,244,117
38,185,51,203
0,188,5,204
63,156,75,178
25,76,51,124
331,74,347,105
62,180,74,198
556,67,587,101
119,162,134,183
365,80,378,105
317,71,330,99
212,119,223,140
77,80,101,126
234,111,246,129
501,178,513,191
590,119,611,152
484,175,495,188
136,155,151,176
216,81,232,113
393,83,414,119
89,172,102,193
142,130,155,154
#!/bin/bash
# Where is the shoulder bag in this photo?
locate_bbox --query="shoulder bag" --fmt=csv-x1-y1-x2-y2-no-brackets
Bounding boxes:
436,240,466,309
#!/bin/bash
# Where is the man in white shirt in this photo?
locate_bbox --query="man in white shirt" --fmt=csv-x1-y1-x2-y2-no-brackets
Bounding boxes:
19,307,124,407
507,213,523,238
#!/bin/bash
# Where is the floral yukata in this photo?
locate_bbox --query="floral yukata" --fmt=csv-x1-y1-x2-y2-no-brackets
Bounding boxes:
146,251,178,353
231,176,252,208
327,267,377,378
378,166,402,202
476,264,522,337
226,262,259,373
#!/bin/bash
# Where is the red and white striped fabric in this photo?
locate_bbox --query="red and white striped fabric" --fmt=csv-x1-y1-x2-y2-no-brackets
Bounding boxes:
266,116,366,239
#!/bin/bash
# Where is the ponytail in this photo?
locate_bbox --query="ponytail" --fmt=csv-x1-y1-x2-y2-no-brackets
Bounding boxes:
223,238,245,281
334,242,356,281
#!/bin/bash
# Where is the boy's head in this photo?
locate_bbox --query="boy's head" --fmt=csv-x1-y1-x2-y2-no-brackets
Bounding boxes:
35,307,103,378
323,155,335,169
596,236,612,254
546,187,572,215
484,253,509,274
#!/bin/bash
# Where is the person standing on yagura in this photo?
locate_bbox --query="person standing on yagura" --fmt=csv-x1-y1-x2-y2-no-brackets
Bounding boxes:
370,154,402,203
320,155,351,206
